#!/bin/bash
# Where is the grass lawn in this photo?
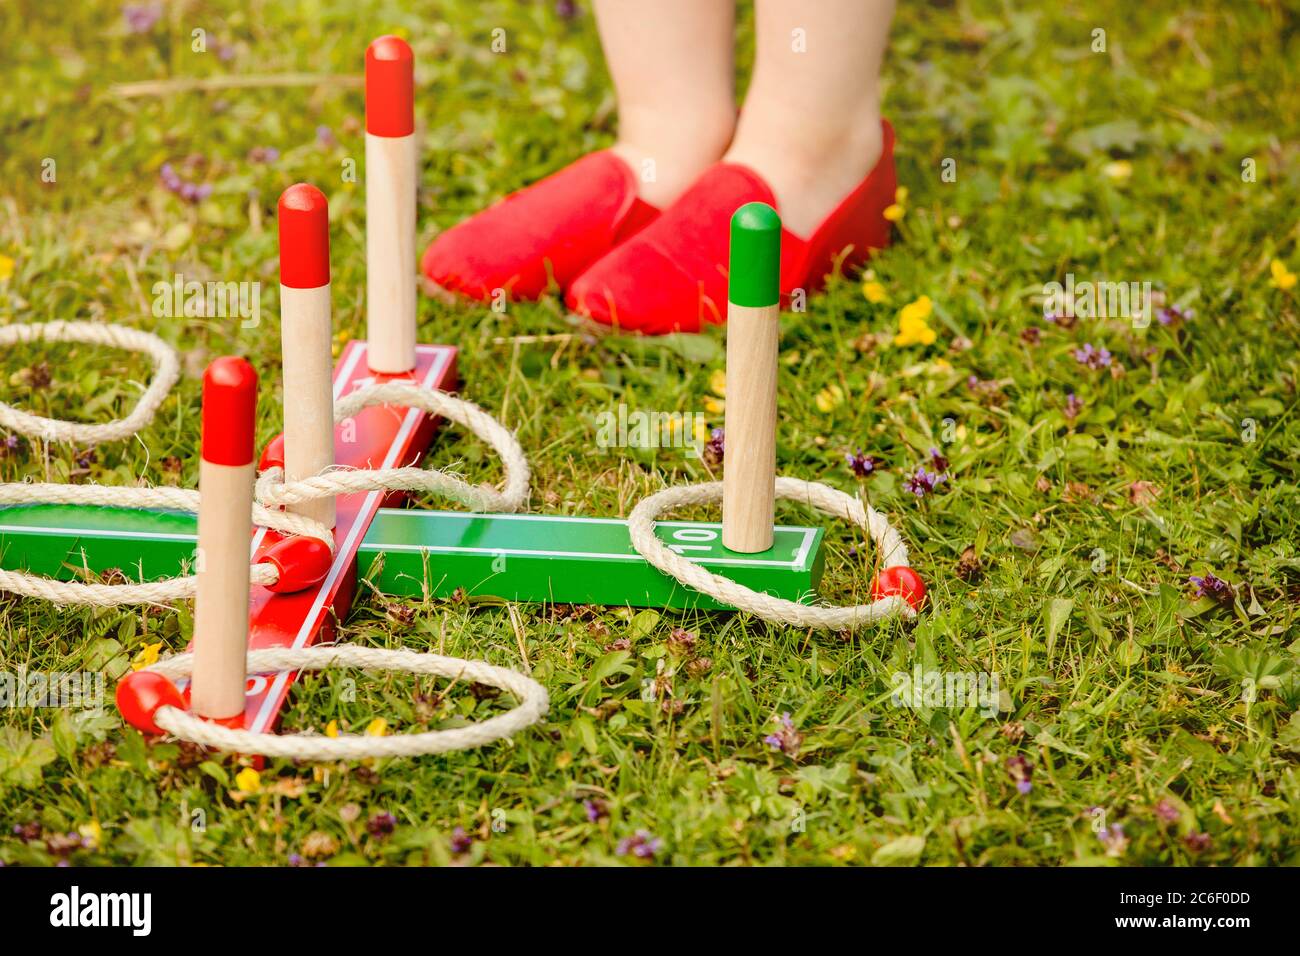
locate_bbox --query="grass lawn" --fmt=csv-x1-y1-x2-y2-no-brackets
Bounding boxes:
1,0,1298,867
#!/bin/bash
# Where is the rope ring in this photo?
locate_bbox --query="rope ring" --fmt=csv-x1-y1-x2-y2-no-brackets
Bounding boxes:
142,645,549,760
626,476,916,631
256,381,531,515
0,481,332,608
332,381,530,513
0,322,180,445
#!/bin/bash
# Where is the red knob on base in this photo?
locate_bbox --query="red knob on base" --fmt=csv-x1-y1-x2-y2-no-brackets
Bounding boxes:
871,566,926,611
117,671,185,735
259,433,286,472
258,536,333,592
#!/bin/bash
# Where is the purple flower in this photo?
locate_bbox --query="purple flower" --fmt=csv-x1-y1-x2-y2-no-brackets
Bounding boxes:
845,449,881,478
583,798,609,823
216,43,236,62
316,125,338,148
1098,822,1127,853
903,466,946,498
13,822,41,841
703,427,724,464
1064,392,1084,421
248,146,280,164
1156,304,1194,326
967,375,1005,401
1006,755,1033,794
159,162,212,204
763,712,804,758
1189,572,1234,605
1183,831,1212,852
288,853,305,867
366,811,396,838
928,447,950,473
449,826,473,855
1073,343,1112,370
123,3,162,34
5,435,19,449
555,0,580,19
1154,799,1180,824
615,829,662,859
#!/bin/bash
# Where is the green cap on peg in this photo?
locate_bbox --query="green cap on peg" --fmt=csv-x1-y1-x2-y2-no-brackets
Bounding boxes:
727,202,782,308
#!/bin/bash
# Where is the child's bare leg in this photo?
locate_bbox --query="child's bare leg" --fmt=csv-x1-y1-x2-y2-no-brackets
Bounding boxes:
724,0,894,236
595,0,737,208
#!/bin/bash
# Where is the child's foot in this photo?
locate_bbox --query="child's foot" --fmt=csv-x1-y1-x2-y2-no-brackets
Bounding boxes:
422,107,734,304
566,120,895,334
421,150,660,302
723,108,885,238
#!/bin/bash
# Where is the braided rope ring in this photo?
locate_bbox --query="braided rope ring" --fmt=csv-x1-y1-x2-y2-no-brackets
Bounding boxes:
142,645,548,760
257,380,531,515
627,476,916,630
0,482,332,607
0,322,179,444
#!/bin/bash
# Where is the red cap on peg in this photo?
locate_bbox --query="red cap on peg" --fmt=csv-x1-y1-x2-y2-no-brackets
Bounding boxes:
365,35,415,137
278,183,331,290
201,357,258,467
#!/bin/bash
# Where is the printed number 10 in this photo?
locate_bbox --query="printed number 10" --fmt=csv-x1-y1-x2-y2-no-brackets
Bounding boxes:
667,527,718,554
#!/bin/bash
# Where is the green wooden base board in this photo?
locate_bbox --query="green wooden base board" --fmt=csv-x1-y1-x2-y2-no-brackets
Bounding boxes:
0,504,824,611
360,509,823,609
0,504,200,580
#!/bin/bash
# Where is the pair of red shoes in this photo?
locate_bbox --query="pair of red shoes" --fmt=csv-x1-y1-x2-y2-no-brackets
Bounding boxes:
422,121,896,334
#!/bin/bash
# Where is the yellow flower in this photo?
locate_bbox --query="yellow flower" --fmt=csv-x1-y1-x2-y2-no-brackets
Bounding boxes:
1103,160,1133,181
131,641,162,671
234,767,261,793
862,280,888,304
78,820,102,850
709,368,726,397
815,384,845,412
899,295,933,324
365,717,389,737
895,317,937,347
1269,259,1296,291
325,719,339,738
704,395,725,415
894,295,937,347
883,187,908,222
0,254,14,283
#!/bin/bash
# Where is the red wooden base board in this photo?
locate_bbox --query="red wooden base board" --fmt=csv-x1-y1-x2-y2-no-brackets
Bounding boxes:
176,340,458,738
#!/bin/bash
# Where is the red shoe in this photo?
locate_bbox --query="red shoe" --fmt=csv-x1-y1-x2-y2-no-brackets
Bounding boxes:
566,120,896,334
421,150,659,302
